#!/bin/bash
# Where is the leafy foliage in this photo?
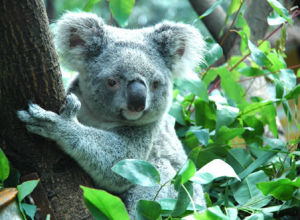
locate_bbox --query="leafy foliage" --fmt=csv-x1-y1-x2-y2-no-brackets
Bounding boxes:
77,0,300,219
0,147,39,220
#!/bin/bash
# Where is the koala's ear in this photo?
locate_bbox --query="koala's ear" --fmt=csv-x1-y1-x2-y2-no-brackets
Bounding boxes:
150,22,205,77
54,12,105,71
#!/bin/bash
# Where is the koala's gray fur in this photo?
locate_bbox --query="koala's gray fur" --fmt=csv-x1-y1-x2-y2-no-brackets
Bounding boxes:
18,12,205,217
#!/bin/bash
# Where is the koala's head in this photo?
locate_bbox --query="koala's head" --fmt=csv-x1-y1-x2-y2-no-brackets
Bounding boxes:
55,12,204,126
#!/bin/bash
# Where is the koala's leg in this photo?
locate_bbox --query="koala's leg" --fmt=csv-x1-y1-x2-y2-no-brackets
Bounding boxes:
17,94,136,193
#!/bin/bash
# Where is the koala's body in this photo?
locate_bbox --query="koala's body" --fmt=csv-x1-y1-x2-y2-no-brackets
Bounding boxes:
18,12,205,217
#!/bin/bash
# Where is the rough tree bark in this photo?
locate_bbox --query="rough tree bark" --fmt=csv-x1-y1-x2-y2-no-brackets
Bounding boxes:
0,1,94,219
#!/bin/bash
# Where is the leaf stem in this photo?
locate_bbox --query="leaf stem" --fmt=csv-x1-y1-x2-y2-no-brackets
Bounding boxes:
181,183,197,213
153,180,171,201
220,0,244,46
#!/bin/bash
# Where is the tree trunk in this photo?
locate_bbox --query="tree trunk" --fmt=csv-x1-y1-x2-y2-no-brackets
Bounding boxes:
0,1,94,219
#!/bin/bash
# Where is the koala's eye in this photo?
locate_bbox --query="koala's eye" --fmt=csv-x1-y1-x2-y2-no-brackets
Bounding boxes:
152,81,159,90
106,78,119,89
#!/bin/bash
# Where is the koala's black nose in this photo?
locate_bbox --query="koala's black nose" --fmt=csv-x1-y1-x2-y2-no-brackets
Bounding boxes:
127,81,146,112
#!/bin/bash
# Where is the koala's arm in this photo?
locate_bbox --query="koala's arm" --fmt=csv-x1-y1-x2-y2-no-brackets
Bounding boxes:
17,94,145,193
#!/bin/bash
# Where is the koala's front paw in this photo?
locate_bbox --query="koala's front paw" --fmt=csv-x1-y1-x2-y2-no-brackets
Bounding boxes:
17,103,62,140
61,93,81,119
17,94,81,141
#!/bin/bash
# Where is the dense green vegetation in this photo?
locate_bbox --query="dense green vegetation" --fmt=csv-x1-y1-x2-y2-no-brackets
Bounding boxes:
1,0,299,219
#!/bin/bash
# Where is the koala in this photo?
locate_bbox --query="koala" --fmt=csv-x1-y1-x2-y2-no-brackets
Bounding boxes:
17,12,206,217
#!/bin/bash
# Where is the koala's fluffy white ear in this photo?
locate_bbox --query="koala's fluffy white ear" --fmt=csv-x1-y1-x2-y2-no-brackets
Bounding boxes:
54,12,105,72
151,22,205,77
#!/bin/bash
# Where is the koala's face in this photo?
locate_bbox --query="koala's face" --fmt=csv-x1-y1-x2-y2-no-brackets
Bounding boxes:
55,12,204,126
80,45,173,125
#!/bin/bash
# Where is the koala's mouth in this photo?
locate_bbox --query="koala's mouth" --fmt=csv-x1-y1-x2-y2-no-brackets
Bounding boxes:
121,109,144,121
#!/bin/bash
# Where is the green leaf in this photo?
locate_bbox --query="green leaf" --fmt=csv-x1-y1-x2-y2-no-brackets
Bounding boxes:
238,150,277,180
259,100,278,137
188,127,210,146
198,0,224,19
278,69,297,92
169,101,186,126
240,100,275,119
203,69,218,87
175,160,196,186
17,180,39,202
81,186,130,220
268,11,286,25
194,99,217,130
21,203,37,220
297,68,300,77
191,159,240,184
109,0,135,27
284,84,300,100
231,171,269,207
194,206,229,220
266,52,286,72
226,0,242,23
190,145,229,169
112,159,160,187
135,200,161,220
236,13,250,54
267,0,292,24
248,40,272,66
174,78,208,102
159,198,204,216
215,126,246,144
226,148,253,174
0,147,10,183
257,177,300,200
216,105,239,130
244,212,264,220
219,67,246,105
171,182,193,217
238,67,265,77
225,207,238,220
83,0,101,11
201,38,223,68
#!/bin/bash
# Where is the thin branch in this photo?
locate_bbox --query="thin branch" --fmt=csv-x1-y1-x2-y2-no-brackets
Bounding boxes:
208,10,300,94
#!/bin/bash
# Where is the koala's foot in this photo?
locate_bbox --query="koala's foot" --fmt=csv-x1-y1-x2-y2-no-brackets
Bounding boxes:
17,94,81,140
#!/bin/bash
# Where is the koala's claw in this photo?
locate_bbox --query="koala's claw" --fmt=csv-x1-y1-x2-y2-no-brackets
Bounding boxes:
61,94,81,118
17,103,62,139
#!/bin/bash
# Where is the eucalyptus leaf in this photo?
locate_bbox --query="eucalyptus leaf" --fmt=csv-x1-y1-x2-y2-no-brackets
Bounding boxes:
112,159,160,187
81,186,130,220
17,180,39,202
0,147,10,183
175,160,196,186
198,0,224,19
226,148,253,174
83,0,101,11
284,84,300,100
194,206,229,220
201,38,223,68
257,177,300,200
267,0,292,24
21,203,37,220
248,40,272,67
171,182,193,217
216,104,239,130
191,159,240,184
231,171,269,207
135,200,161,220
109,0,135,27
